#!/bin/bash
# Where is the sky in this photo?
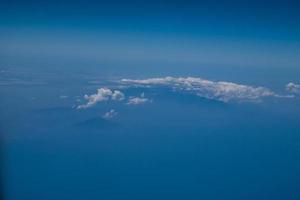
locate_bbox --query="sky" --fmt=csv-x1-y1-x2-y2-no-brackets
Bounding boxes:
1,0,300,69
1,1,300,200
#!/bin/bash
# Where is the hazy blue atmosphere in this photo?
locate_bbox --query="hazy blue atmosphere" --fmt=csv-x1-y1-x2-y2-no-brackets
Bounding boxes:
1,1,300,200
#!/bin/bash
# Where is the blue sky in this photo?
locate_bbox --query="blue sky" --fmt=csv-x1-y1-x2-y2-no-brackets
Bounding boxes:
1,0,300,69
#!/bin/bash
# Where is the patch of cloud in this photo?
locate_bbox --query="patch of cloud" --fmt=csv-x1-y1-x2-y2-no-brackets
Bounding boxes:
59,95,68,99
111,90,125,101
121,76,285,102
77,88,125,109
127,93,151,105
286,82,300,94
102,109,118,119
127,97,150,105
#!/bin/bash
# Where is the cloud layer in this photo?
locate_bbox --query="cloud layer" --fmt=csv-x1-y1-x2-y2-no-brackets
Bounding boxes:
77,88,124,109
121,76,280,102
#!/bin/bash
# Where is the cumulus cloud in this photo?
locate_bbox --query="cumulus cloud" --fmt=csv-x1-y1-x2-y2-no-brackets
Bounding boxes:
286,82,300,94
77,88,124,109
127,93,151,105
111,90,125,100
121,76,284,102
102,109,118,119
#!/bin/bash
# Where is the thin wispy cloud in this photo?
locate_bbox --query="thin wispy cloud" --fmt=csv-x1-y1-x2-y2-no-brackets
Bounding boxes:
59,95,68,99
102,109,118,119
127,93,151,105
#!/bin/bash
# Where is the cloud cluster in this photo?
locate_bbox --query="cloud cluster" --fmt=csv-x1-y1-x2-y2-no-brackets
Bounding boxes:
77,88,124,109
121,76,280,102
126,93,151,105
286,82,300,94
102,109,118,119
77,76,294,112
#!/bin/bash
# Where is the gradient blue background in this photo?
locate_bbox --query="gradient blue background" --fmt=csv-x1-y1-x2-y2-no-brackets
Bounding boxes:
1,1,300,199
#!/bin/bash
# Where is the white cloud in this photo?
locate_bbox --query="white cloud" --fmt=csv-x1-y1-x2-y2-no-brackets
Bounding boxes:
127,97,149,105
127,93,151,105
102,109,118,119
77,88,125,109
111,90,125,101
286,82,300,94
121,76,284,102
